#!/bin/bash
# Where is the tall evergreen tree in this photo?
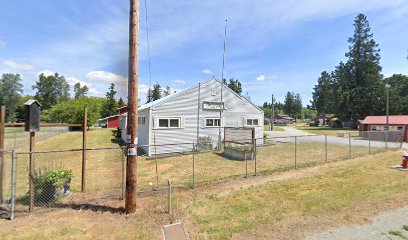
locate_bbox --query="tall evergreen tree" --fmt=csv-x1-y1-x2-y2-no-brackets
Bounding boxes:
101,83,118,117
311,71,336,115
223,78,243,95
32,73,70,110
0,73,23,122
118,97,126,108
73,82,89,99
340,13,383,121
384,74,408,115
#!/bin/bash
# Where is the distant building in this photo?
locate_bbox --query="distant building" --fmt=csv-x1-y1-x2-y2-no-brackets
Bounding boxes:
98,107,128,129
274,114,295,124
359,115,408,142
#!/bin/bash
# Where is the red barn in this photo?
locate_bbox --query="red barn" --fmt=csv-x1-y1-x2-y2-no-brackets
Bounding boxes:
98,106,128,129
359,115,408,142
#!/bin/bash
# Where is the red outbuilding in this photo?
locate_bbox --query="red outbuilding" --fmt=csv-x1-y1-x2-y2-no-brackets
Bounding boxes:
98,106,128,129
359,115,408,142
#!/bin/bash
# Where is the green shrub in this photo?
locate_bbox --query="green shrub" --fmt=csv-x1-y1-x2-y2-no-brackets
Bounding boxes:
33,169,73,203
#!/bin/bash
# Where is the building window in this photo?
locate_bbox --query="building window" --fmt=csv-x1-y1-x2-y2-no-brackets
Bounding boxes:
371,126,377,131
138,116,146,125
397,126,404,131
206,118,220,127
158,118,180,128
211,89,217,96
246,118,259,126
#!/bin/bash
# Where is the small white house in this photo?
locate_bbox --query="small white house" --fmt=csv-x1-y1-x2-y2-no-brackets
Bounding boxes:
120,78,264,155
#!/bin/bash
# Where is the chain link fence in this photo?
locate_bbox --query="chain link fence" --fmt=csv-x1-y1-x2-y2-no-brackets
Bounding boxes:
3,126,69,151
0,130,404,219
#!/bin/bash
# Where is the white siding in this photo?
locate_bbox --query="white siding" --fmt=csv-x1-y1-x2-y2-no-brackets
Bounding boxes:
149,79,263,155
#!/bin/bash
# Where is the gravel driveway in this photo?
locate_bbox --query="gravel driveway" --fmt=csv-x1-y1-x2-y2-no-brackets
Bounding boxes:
306,206,408,240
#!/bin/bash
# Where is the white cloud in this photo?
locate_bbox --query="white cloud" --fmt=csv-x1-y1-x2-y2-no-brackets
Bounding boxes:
202,69,212,74
38,69,54,77
66,77,90,86
139,84,150,95
86,71,127,83
173,79,186,84
256,75,266,81
3,60,35,71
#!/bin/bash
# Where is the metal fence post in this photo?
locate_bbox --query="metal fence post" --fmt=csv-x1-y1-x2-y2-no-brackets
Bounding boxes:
192,143,195,189
9,150,16,220
294,136,297,169
81,107,87,192
325,134,328,163
121,147,125,200
168,179,172,214
368,133,371,155
348,133,352,159
385,131,388,151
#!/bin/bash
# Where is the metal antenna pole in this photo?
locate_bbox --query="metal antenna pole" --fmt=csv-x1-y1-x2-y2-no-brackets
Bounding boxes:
218,19,228,151
271,94,275,131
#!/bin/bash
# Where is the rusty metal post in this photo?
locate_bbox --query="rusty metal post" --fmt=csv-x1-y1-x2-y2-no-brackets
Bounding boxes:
29,131,35,212
126,0,139,214
244,145,248,178
254,138,257,176
81,107,87,192
0,106,5,203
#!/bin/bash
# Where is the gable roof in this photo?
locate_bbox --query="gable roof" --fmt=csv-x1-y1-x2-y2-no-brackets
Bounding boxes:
24,99,41,106
361,115,408,125
138,78,263,112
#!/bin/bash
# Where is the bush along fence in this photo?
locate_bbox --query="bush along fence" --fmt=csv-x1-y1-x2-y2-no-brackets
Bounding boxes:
0,131,403,220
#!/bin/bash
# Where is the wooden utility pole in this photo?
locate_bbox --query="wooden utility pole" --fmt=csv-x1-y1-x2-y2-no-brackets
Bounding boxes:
81,107,88,192
126,0,139,214
0,106,5,203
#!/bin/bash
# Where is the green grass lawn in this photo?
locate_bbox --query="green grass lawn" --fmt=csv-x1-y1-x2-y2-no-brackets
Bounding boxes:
0,128,404,239
181,150,408,239
296,125,358,136
2,128,386,201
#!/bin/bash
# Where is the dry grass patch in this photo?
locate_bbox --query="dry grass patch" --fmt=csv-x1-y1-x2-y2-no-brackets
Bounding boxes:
181,150,408,239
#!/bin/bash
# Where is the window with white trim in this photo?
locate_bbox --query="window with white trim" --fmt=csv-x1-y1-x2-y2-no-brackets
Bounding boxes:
246,118,259,126
397,126,404,131
206,118,220,127
158,118,180,128
138,116,146,125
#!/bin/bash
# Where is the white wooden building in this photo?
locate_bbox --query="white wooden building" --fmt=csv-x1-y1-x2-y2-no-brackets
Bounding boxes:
120,78,264,155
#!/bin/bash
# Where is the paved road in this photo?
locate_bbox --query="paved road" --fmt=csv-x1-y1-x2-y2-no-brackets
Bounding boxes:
264,127,403,149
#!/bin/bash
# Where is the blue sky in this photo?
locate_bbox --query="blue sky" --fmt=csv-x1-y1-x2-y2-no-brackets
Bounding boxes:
0,0,407,106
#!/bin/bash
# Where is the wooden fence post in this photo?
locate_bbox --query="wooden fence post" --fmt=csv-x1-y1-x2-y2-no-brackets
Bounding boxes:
0,106,5,203
81,107,87,192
